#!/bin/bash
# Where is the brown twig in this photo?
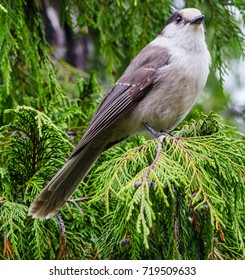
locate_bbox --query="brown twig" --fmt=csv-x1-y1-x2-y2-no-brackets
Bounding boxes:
144,135,165,179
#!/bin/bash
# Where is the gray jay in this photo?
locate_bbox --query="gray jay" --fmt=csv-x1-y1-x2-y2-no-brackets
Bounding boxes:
29,8,211,218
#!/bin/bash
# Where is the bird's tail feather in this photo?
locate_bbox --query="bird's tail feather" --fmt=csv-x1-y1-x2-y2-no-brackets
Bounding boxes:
28,142,104,218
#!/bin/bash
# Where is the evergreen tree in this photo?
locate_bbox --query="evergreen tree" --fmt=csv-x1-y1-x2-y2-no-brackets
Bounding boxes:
0,0,244,259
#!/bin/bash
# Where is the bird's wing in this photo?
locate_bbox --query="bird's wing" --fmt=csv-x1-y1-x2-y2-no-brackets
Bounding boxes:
71,44,170,156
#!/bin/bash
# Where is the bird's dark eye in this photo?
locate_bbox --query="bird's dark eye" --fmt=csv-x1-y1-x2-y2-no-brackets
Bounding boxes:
176,15,182,23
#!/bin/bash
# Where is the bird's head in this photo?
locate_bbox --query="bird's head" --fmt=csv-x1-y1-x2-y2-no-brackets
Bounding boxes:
162,8,206,47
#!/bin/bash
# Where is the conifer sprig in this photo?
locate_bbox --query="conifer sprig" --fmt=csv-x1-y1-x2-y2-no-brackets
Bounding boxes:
91,114,245,259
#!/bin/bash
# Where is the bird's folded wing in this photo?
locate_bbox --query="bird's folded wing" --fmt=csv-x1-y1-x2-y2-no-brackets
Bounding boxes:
71,45,170,156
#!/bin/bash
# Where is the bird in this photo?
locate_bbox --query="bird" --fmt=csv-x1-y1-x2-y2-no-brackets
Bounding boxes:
29,8,211,218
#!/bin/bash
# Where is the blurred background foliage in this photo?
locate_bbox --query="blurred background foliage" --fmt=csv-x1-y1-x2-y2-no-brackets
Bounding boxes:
0,0,244,259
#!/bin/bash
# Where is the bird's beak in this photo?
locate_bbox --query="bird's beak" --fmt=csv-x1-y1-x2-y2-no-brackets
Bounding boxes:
190,15,204,25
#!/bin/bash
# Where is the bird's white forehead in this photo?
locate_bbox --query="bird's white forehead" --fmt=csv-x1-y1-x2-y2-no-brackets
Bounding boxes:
178,8,202,20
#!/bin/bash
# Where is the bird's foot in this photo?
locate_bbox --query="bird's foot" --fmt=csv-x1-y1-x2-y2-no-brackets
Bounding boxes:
144,122,173,138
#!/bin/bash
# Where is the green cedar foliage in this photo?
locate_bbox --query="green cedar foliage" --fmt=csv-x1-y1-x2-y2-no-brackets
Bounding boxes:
90,113,245,260
0,1,244,259
0,110,245,259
